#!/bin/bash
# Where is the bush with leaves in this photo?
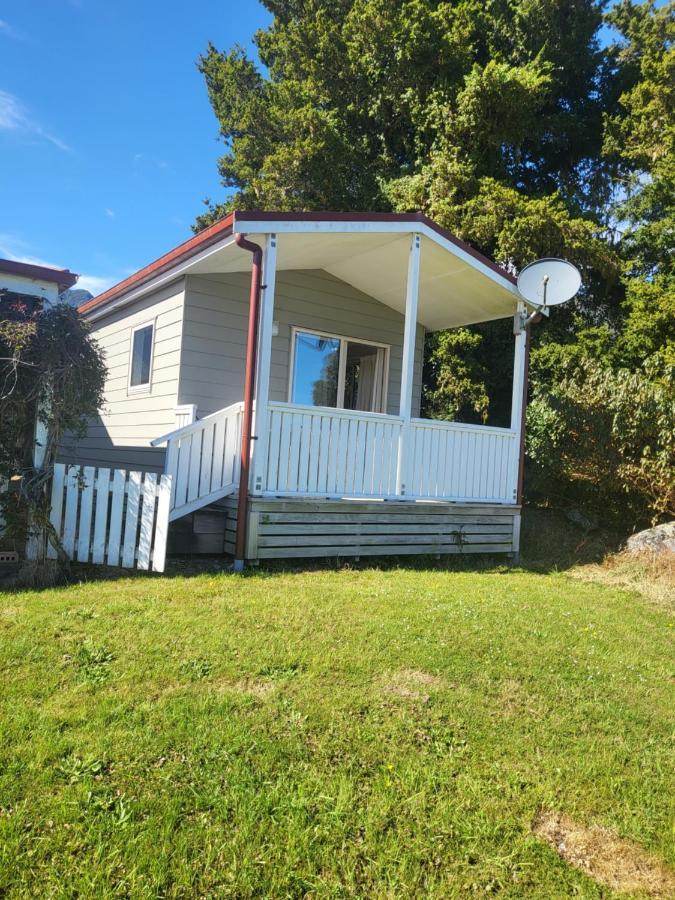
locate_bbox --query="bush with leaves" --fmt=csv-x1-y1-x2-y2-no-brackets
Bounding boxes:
0,300,106,574
527,357,674,526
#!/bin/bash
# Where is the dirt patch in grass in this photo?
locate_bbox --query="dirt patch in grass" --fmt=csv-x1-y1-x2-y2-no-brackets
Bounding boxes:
382,669,445,702
497,678,545,718
570,550,675,609
211,677,276,699
533,811,675,897
0,605,19,620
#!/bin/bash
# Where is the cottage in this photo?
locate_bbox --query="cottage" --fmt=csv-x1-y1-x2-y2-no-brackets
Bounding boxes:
70,211,530,567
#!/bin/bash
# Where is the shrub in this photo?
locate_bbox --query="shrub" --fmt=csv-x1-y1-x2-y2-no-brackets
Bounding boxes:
527,357,674,527
0,300,106,573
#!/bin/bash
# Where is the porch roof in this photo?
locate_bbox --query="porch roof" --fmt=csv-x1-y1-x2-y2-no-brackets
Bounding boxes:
81,211,520,330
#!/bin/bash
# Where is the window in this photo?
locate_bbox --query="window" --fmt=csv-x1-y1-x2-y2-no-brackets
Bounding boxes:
128,322,154,391
290,329,388,413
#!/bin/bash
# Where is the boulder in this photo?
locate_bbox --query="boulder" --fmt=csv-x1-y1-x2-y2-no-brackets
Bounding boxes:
625,522,675,556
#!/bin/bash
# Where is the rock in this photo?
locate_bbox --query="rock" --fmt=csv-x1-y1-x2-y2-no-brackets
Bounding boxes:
625,522,675,556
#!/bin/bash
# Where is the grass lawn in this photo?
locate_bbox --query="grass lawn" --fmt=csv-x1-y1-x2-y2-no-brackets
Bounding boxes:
1,546,673,896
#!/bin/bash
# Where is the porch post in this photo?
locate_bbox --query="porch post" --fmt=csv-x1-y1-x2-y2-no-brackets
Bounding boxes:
395,232,421,496
251,233,278,495
510,301,527,434
511,300,529,500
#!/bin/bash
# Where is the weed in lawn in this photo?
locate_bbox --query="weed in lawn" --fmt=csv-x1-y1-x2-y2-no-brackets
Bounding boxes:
56,755,108,784
180,656,213,681
85,791,134,828
71,638,114,685
258,660,305,679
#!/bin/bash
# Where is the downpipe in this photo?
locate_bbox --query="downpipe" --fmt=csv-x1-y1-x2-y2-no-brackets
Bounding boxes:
233,233,263,572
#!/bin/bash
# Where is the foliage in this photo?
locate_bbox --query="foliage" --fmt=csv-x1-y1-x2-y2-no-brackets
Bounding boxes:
0,300,106,562
1,563,672,894
526,0,674,523
422,328,490,422
527,357,675,525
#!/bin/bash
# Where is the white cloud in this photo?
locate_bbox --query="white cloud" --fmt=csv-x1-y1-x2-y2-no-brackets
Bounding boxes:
0,233,120,297
75,274,119,294
0,89,71,152
104,208,115,218
133,151,170,171
0,19,24,40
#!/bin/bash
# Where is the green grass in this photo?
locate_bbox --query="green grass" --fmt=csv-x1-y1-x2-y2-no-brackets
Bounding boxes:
0,558,673,897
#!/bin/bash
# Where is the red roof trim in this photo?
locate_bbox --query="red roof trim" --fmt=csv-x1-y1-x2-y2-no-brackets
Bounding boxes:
0,258,78,290
81,209,515,315
79,213,235,314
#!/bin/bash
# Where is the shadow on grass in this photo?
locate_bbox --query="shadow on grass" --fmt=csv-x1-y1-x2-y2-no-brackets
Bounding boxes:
0,507,627,594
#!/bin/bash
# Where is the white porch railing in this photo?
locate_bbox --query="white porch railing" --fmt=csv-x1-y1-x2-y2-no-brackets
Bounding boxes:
151,400,518,521
405,418,517,503
151,402,243,521
260,402,518,503
263,403,403,498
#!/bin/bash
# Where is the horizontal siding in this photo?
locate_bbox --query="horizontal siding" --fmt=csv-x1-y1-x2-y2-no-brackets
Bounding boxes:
178,273,250,415
58,279,185,472
224,497,518,560
180,269,424,418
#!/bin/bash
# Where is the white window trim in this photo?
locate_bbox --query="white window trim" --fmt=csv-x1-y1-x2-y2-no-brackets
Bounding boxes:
288,326,390,413
127,319,156,395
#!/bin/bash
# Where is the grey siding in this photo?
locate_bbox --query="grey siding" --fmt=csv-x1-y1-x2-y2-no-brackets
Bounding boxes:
59,279,185,472
180,269,424,417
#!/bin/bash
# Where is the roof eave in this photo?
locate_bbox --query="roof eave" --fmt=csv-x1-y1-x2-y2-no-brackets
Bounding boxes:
0,258,79,291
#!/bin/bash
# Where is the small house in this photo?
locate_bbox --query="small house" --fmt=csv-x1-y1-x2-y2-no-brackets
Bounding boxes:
71,212,530,567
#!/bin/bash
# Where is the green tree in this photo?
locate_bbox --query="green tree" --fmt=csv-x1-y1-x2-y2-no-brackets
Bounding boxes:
604,0,674,370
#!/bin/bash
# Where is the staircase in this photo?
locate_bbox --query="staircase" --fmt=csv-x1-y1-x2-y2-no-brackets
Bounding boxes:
151,402,243,522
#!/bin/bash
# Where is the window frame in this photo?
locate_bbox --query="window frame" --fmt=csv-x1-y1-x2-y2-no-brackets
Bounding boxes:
127,319,156,395
287,326,390,413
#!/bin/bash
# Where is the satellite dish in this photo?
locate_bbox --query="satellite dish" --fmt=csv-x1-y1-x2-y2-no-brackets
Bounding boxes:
517,258,582,308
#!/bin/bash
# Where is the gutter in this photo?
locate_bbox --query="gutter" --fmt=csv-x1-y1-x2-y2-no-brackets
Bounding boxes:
233,233,263,571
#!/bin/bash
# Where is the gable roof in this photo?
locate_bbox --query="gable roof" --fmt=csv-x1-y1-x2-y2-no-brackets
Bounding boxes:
79,211,516,322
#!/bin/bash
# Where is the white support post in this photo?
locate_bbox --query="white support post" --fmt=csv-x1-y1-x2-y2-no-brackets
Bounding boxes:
251,233,278,495
510,301,527,432
510,301,528,505
396,233,422,496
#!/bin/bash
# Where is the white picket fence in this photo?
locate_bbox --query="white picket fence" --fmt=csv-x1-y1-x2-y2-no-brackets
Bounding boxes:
41,463,172,572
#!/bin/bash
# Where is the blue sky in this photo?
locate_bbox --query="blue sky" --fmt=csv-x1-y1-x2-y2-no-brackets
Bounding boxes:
0,0,270,294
